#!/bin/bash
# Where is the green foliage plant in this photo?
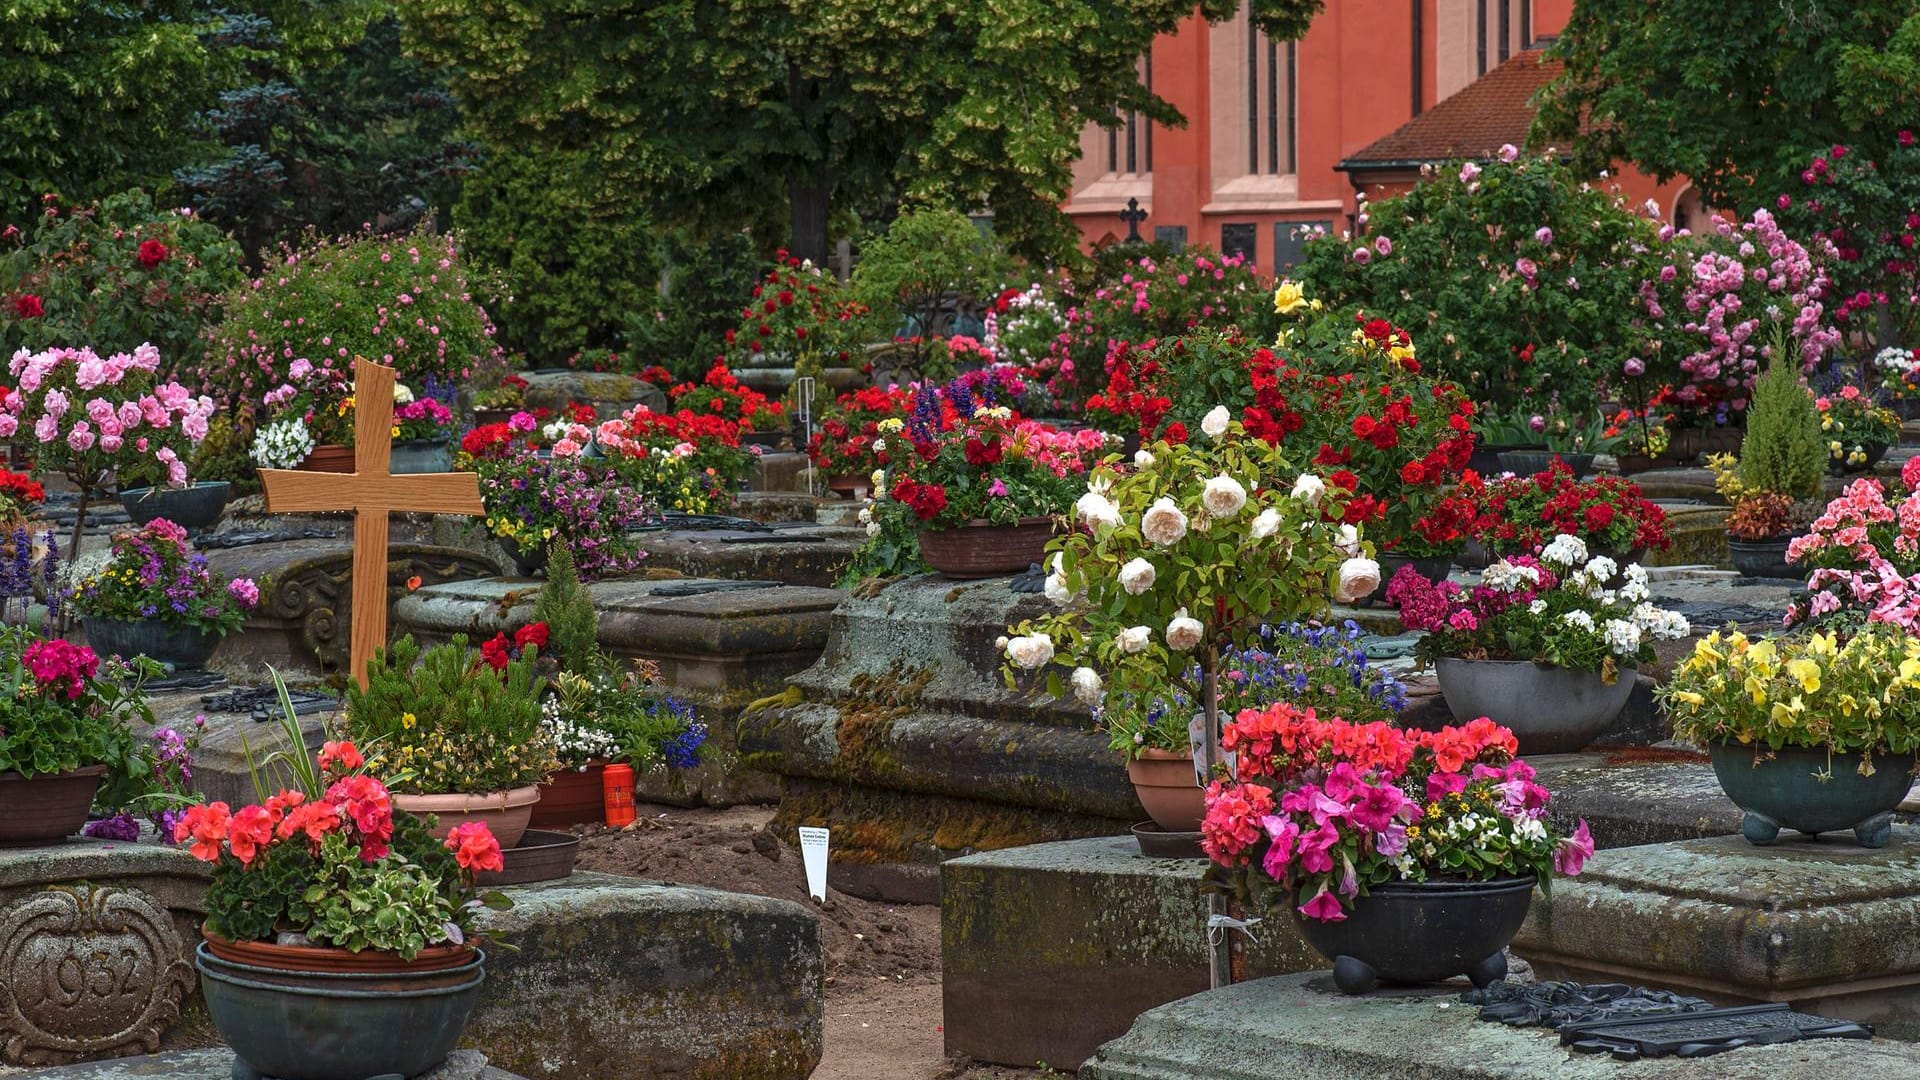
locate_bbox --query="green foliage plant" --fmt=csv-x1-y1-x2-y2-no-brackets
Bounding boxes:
1738,350,1826,500
851,208,1008,374
530,542,601,678
629,230,765,380
345,634,556,795
0,628,159,808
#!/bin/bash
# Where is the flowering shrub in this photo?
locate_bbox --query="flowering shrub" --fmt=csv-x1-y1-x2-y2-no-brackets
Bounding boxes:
1774,134,1920,348
1004,409,1379,759
1815,384,1900,470
878,406,1108,531
181,725,507,958
725,251,870,379
668,361,786,433
201,225,502,411
346,634,558,796
1388,535,1689,677
1200,706,1591,922
1782,472,1920,630
1876,346,1920,400
5,343,215,495
983,283,1066,373
0,191,246,372
72,519,259,635
393,388,456,443
808,386,913,479
1097,621,1409,755
1297,150,1664,418
1660,626,1920,762
569,403,755,514
1475,462,1671,557
0,628,159,811
1044,249,1263,410
463,445,654,580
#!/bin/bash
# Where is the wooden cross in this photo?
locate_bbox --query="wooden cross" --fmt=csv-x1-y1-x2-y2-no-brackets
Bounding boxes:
258,357,484,687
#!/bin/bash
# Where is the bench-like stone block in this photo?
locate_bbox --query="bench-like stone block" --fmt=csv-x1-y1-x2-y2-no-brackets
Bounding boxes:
1080,973,1920,1079
471,871,823,1080
1516,827,1920,1038
942,837,1321,1070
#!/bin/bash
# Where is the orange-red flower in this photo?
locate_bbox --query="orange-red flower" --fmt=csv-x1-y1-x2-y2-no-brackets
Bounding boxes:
444,821,504,873
227,805,275,866
318,740,364,774
176,802,232,862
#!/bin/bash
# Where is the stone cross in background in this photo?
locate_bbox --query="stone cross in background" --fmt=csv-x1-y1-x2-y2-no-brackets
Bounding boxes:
257,357,484,687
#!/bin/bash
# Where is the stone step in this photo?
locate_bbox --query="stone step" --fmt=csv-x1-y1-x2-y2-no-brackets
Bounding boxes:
1079,973,1920,1079
24,1049,525,1079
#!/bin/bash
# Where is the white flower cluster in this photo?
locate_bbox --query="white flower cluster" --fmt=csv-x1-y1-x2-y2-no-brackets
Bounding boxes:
541,697,621,764
1629,600,1690,641
1482,561,1542,593
1602,618,1642,656
1540,534,1589,567
1618,563,1651,604
1875,346,1920,378
250,416,316,470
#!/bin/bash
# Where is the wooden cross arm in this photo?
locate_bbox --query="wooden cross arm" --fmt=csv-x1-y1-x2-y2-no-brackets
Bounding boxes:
259,469,485,516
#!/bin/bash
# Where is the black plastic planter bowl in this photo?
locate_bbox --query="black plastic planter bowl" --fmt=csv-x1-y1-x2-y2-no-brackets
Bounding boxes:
196,943,486,1080
118,481,232,531
81,617,219,669
1293,876,1536,994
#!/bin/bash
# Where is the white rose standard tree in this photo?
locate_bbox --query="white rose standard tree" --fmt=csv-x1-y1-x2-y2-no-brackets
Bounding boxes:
1003,410,1380,775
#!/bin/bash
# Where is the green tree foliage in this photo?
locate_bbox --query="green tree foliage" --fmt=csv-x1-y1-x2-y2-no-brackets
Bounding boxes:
0,1,386,228
398,0,1323,264
531,541,602,678
454,147,659,365
1738,353,1825,500
627,230,764,379
851,207,1009,372
176,13,476,259
1537,1,1920,213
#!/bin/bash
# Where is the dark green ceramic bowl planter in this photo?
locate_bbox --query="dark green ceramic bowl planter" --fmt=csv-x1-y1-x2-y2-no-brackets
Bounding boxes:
196,942,486,1080
82,616,219,669
118,481,232,532
1292,876,1536,995
1708,743,1917,848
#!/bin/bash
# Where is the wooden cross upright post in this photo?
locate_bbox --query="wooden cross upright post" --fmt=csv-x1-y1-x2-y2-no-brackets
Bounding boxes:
258,357,485,687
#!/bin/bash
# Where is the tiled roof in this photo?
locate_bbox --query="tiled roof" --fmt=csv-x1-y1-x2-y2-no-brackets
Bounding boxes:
1341,50,1563,168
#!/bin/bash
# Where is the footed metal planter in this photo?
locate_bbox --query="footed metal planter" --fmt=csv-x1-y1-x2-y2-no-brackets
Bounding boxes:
1707,743,1917,847
118,481,232,532
82,616,220,669
1435,658,1634,754
1293,876,1535,994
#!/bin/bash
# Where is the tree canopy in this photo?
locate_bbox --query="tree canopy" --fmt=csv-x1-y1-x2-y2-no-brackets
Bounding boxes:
1536,0,1920,212
399,0,1322,263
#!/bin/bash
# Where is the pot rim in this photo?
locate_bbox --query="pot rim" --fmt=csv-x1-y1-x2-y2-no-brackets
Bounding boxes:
198,937,482,978
1703,739,1916,760
1359,874,1538,895
0,763,110,782
1433,656,1635,674
118,480,232,497
923,515,1056,531
1128,747,1195,762
390,784,543,809
197,953,486,1000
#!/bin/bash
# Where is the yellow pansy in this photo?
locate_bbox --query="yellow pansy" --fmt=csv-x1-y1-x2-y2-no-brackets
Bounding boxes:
401,712,417,729
1787,658,1822,694
1669,690,1705,708
1769,697,1804,726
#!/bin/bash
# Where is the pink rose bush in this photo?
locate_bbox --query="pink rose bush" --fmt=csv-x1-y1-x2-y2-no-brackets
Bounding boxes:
5,344,213,493
1202,703,1591,923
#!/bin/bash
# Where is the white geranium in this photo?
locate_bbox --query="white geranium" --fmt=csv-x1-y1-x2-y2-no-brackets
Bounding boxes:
1200,405,1232,440
1005,633,1055,669
1560,610,1596,632
1541,534,1590,568
1140,497,1189,546
250,416,317,470
1603,618,1643,656
1165,608,1204,651
1528,598,1548,615
1482,561,1541,592
1075,490,1123,532
1291,473,1325,506
1200,475,1247,518
1580,555,1618,586
1118,557,1157,595
865,521,881,537
1249,507,1281,539
1631,602,1691,641
1332,557,1381,604
1117,626,1151,654
1071,666,1104,706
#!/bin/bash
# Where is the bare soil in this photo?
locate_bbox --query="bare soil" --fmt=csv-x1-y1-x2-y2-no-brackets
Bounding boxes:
575,803,1051,1079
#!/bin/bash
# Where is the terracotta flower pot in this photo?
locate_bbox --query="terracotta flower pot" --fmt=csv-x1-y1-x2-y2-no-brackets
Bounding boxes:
298,444,355,473
391,785,542,850
202,930,477,975
530,763,611,828
918,517,1054,579
0,765,108,845
1126,749,1205,833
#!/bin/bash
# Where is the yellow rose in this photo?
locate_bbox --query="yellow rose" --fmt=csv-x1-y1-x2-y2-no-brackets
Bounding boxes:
1272,279,1308,315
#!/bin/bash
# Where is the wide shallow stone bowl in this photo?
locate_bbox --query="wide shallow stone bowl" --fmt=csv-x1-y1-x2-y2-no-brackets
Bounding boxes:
1708,742,1917,847
393,785,542,850
197,942,485,1080
0,765,106,845
118,481,232,531
1435,658,1634,754
1293,876,1534,994
918,518,1054,579
82,616,220,669
1125,750,1206,833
